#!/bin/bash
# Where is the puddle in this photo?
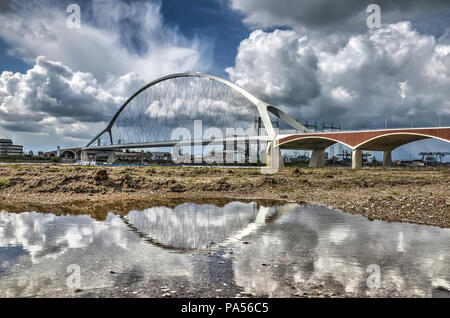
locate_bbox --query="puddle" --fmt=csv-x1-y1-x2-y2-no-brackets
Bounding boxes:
0,201,448,297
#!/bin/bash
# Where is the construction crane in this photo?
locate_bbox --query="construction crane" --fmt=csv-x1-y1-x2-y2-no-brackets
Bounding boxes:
419,152,450,164
337,150,373,164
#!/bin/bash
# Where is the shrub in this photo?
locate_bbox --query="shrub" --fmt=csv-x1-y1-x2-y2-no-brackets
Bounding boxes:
0,178,10,188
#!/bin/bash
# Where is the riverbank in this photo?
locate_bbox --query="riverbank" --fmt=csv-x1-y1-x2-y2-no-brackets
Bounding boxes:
0,164,448,228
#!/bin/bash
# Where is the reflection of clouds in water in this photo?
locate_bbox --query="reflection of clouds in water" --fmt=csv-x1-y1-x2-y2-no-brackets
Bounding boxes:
1,203,448,297
61,227,93,249
327,225,350,244
233,220,318,296
232,205,450,297
0,211,195,297
397,231,404,252
233,235,286,296
0,212,132,263
0,212,57,262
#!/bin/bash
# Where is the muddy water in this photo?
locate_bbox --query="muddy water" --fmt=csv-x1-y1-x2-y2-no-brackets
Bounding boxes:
0,202,448,297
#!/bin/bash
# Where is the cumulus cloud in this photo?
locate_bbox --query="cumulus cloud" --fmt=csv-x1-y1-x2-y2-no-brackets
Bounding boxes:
229,0,450,35
226,23,450,129
0,56,145,145
226,29,320,106
0,0,211,81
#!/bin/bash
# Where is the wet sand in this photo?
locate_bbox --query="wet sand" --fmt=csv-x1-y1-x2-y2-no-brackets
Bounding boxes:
0,164,448,228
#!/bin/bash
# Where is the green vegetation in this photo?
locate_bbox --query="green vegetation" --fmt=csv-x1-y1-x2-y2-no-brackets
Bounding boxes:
0,155,53,163
0,178,10,188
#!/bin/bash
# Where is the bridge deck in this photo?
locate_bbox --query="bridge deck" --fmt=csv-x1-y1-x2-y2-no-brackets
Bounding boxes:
277,127,450,151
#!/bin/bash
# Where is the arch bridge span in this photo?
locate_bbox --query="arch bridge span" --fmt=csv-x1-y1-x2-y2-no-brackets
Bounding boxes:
85,73,307,148
73,73,450,169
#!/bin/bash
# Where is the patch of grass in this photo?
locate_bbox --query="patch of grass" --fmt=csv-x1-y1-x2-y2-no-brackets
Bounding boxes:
48,168,59,173
146,167,156,174
0,178,10,188
66,166,82,173
12,164,23,170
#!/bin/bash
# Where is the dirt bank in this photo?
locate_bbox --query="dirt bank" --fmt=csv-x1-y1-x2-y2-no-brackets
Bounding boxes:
0,164,448,227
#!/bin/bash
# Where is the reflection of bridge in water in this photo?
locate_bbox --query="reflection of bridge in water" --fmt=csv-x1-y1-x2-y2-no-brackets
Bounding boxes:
46,73,450,169
120,202,295,251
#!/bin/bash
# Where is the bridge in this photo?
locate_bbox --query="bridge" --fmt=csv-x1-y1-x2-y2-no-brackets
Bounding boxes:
44,147,81,159
278,127,450,168
47,73,449,169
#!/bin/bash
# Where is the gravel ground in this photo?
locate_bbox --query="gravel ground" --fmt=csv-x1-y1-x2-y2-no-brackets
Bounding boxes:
0,164,448,228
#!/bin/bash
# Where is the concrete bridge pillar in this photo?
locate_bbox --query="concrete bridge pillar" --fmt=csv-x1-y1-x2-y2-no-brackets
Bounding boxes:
81,150,98,162
277,147,285,169
383,150,393,168
81,150,89,162
352,149,362,169
266,143,284,169
107,152,117,164
308,149,325,168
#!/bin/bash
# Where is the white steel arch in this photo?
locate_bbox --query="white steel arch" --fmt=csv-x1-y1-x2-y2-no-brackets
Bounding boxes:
86,73,306,148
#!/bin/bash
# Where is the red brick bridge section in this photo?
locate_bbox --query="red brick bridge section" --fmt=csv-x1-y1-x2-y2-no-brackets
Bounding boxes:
277,127,450,168
43,148,82,159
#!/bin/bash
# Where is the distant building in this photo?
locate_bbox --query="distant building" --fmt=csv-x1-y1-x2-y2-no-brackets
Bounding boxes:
0,138,24,156
152,151,171,161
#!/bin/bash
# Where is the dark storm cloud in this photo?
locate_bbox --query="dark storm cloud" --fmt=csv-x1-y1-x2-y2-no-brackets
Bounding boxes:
1,122,43,133
0,0,17,13
230,0,450,34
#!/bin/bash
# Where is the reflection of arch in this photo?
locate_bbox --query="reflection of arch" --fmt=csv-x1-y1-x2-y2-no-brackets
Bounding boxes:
277,136,352,150
121,202,294,252
119,215,192,252
86,73,307,148
354,132,450,151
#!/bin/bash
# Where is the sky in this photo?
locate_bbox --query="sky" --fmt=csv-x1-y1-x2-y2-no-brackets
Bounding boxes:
0,0,449,161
